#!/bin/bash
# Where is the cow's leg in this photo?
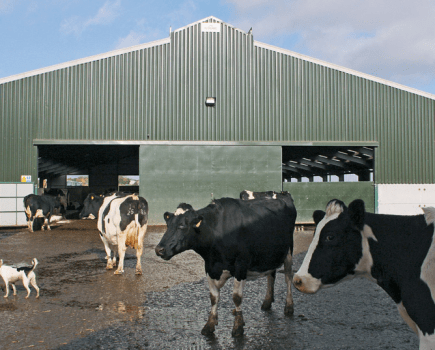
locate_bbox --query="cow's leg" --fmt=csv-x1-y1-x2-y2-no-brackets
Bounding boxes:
202,272,230,336
135,224,147,275
28,209,35,232
232,279,246,337
100,236,114,269
25,206,32,231
261,271,276,310
44,213,52,231
115,234,127,274
284,250,294,315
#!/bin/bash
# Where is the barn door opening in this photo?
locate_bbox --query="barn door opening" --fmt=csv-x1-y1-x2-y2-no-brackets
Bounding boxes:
37,144,139,209
281,146,375,223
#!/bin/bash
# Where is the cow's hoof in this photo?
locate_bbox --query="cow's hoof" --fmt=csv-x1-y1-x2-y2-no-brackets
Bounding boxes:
114,269,124,275
201,324,215,336
135,269,142,275
201,313,218,336
231,325,244,337
261,299,273,311
284,305,294,316
106,265,114,270
232,311,245,337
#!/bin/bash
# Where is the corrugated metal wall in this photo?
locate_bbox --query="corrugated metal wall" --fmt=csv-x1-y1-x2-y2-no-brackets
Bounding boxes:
140,145,282,224
1,17,434,184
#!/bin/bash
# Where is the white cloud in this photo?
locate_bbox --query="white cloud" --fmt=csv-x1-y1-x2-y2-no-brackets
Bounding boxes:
0,0,13,13
227,0,435,88
166,0,198,29
61,0,122,36
115,30,147,49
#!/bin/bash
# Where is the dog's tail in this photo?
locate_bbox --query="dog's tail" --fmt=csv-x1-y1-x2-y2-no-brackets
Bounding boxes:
30,258,38,272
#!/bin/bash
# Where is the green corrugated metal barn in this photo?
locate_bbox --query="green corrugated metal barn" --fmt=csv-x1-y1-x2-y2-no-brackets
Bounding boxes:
1,16,435,225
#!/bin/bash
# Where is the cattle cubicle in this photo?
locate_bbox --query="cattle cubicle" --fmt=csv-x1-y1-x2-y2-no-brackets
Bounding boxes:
0,182,35,227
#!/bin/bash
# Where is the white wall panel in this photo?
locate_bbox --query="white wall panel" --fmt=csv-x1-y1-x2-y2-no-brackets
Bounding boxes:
377,184,435,215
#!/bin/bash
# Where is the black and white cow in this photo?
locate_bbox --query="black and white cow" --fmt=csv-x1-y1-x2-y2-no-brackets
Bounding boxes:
97,193,149,275
155,197,297,337
24,194,64,232
79,193,105,219
239,190,291,201
293,199,435,350
44,189,68,212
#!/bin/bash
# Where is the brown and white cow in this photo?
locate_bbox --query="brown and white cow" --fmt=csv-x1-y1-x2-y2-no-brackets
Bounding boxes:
97,193,149,275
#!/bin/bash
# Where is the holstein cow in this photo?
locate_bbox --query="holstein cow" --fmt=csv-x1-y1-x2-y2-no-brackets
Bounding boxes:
155,197,297,337
97,193,149,275
24,194,64,232
293,199,435,350
79,193,105,219
239,190,291,201
240,190,297,309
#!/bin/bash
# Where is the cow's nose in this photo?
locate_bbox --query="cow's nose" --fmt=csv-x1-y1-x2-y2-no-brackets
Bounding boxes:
293,275,303,288
155,245,165,257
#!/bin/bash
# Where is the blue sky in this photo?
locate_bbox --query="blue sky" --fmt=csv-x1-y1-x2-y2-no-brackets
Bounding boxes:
1,0,435,96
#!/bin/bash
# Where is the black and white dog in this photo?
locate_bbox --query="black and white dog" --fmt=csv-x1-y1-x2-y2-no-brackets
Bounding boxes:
0,258,40,298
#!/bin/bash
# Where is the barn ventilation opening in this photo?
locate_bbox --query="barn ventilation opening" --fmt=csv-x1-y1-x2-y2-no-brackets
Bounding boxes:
282,146,374,183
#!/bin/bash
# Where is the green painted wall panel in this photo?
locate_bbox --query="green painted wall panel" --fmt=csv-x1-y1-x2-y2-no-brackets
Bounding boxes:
139,145,282,224
0,17,434,185
283,182,375,223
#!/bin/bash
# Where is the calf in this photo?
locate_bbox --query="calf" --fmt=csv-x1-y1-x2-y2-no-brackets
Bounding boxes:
293,199,435,350
156,197,297,337
97,193,149,275
0,258,40,298
24,194,63,232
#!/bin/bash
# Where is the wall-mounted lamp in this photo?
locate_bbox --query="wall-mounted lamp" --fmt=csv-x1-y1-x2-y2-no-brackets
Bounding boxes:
205,97,216,107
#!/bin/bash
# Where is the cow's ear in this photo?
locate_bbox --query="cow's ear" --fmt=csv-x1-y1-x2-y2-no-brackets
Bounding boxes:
313,210,325,225
164,212,173,222
348,199,365,230
191,215,203,231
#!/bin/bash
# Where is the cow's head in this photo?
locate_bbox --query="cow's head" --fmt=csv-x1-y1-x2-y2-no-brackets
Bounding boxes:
155,203,202,260
293,199,367,294
79,194,103,219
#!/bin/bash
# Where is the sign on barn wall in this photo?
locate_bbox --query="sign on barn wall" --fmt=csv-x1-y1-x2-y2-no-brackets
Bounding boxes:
201,22,220,32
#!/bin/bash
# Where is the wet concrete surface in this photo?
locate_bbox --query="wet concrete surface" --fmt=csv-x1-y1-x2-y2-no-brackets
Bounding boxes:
0,220,417,349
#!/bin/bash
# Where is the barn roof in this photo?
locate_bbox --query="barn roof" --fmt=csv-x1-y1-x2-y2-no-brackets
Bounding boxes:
1,16,434,101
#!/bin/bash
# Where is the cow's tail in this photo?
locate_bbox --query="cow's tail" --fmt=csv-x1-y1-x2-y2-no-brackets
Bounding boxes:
30,258,38,272
135,212,140,229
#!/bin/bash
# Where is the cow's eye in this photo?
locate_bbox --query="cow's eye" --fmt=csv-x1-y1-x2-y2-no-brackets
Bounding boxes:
325,235,334,242
178,225,186,230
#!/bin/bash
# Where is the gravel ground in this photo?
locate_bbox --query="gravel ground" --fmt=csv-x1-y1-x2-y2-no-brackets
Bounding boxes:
0,219,417,349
